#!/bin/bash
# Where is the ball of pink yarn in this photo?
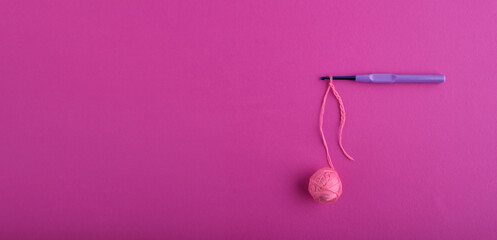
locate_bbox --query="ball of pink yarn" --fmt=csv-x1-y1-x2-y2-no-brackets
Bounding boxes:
308,168,342,203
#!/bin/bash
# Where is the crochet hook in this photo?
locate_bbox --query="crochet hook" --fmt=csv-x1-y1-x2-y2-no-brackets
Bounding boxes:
320,74,445,83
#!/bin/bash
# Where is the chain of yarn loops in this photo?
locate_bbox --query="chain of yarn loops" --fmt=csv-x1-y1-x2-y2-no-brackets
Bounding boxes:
319,79,354,169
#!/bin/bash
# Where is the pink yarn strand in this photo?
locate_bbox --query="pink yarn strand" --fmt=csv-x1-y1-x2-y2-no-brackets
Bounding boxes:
319,79,354,169
319,84,334,169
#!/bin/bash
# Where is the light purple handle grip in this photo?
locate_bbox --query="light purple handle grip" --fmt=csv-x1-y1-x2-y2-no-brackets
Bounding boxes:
356,74,445,83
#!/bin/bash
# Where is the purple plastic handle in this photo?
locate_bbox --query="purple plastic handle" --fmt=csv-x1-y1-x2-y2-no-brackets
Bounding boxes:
356,74,445,83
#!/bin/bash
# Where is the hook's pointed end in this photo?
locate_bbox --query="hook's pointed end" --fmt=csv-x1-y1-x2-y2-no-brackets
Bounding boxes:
320,76,330,80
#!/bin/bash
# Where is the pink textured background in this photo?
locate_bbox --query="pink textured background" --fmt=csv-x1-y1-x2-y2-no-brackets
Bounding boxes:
1,0,497,239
